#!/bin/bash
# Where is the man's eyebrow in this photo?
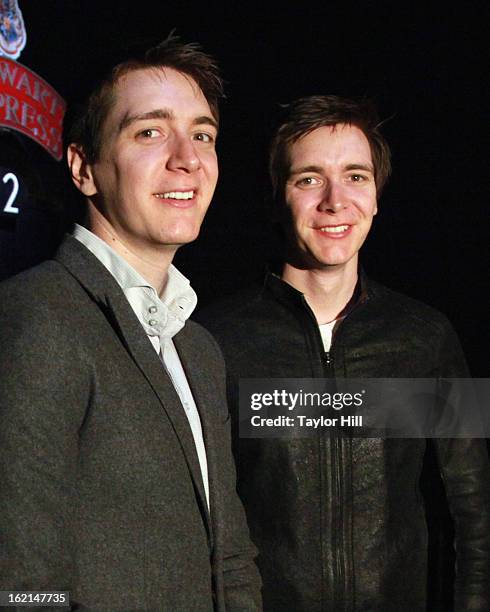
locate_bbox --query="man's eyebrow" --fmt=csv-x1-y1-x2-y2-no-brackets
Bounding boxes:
288,165,324,176
344,163,374,173
118,109,173,133
117,109,218,133
192,115,219,132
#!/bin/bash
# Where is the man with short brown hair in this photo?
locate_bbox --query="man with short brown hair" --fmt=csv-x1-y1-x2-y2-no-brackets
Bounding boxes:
0,36,261,611
200,95,490,611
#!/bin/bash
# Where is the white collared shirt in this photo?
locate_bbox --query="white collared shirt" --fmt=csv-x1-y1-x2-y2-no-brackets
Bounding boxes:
73,224,209,508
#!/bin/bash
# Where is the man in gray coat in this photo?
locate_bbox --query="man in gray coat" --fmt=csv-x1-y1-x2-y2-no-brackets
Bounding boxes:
0,37,261,611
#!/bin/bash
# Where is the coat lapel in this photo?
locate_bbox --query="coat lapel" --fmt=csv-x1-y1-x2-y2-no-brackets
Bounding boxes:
55,237,211,534
173,324,219,544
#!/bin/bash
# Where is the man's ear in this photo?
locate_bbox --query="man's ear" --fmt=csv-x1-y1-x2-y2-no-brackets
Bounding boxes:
67,144,97,197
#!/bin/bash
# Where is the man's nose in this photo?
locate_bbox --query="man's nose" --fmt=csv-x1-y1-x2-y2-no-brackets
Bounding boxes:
318,181,346,213
166,135,200,173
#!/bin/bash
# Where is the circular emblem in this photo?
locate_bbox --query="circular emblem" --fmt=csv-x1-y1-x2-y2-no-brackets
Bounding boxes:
0,0,27,61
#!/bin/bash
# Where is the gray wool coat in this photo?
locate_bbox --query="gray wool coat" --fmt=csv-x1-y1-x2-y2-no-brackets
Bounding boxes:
0,236,261,612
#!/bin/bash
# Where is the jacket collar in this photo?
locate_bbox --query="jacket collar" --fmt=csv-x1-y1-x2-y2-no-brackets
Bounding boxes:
264,266,370,318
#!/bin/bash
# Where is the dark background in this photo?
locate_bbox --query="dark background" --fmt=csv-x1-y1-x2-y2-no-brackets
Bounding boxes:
1,0,488,378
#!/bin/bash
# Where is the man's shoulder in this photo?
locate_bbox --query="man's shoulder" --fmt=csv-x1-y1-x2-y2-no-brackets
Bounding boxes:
366,278,454,335
0,259,81,312
0,261,92,375
0,251,105,349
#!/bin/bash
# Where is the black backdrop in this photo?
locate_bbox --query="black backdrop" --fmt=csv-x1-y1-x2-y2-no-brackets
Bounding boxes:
0,3,488,608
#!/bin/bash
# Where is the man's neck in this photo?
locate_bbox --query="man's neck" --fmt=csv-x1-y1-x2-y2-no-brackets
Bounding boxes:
282,259,358,324
88,206,175,296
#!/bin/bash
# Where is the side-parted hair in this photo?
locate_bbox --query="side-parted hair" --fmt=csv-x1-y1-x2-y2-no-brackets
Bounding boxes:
67,34,223,164
269,95,392,202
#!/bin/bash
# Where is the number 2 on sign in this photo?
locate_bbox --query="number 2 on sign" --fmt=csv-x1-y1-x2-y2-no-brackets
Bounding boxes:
2,172,19,214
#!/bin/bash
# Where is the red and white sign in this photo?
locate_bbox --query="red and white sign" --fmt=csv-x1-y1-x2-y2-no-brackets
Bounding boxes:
0,57,65,160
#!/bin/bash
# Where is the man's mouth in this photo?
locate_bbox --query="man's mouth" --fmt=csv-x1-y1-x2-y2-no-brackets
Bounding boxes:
154,190,195,200
318,224,350,234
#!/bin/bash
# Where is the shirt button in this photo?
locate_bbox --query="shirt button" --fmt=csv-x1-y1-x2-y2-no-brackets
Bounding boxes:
148,319,158,326
149,306,157,314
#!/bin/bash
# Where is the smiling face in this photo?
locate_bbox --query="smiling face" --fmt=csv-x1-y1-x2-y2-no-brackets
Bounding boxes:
284,123,377,273
70,67,218,261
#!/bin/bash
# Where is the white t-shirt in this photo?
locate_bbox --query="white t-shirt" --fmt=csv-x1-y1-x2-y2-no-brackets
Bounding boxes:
318,320,337,352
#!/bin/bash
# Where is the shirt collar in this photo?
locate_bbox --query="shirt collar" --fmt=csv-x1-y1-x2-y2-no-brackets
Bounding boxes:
72,224,197,339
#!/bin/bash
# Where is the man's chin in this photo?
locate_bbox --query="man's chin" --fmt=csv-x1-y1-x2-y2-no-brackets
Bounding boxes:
287,248,353,271
158,229,203,249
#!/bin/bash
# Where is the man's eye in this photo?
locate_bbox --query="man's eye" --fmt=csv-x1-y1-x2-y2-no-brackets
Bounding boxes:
138,129,160,139
193,132,214,143
349,174,367,182
297,176,320,186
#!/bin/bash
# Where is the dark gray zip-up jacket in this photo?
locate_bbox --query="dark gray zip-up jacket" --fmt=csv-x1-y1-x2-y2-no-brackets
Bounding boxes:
198,272,490,612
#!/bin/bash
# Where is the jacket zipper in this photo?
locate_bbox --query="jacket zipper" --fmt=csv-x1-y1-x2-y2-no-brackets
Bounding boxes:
323,348,345,610
301,291,370,612
324,351,333,374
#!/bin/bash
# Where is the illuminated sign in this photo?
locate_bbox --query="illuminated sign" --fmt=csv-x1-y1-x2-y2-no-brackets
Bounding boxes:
0,58,66,160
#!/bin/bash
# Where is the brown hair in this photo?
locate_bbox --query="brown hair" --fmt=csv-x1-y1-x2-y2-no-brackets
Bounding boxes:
269,95,391,202
68,34,223,163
